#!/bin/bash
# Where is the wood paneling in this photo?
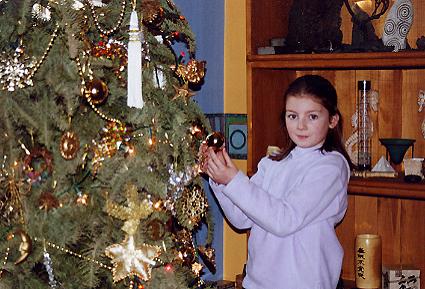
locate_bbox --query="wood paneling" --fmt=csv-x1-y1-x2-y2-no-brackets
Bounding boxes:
338,196,424,286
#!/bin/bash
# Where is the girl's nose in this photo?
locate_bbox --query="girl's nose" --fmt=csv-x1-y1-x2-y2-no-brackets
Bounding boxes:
297,118,307,130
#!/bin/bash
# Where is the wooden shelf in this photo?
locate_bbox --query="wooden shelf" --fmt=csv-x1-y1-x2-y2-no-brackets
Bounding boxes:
348,177,425,200
247,51,425,69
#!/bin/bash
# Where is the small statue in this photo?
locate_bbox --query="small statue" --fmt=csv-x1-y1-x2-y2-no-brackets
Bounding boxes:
343,0,390,51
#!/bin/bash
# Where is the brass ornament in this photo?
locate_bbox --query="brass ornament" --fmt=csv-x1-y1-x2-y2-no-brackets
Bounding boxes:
60,131,80,160
105,235,160,283
6,230,32,265
85,78,109,105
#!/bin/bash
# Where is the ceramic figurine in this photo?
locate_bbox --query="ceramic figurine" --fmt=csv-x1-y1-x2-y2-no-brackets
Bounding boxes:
382,0,414,52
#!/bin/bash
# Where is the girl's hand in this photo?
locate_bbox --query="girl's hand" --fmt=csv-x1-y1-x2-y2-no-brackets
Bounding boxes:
206,147,238,185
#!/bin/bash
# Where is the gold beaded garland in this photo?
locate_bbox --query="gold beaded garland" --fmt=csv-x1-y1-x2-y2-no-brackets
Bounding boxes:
88,0,127,36
0,247,10,278
74,56,122,124
33,237,112,270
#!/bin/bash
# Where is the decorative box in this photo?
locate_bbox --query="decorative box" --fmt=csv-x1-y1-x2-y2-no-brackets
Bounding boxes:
382,265,420,289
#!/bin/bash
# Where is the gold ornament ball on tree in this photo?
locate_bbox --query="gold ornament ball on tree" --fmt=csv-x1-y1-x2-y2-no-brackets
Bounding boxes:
85,79,109,105
60,131,80,160
206,131,225,152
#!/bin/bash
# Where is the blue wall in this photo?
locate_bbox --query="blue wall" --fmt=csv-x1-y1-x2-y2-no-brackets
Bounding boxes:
174,0,225,281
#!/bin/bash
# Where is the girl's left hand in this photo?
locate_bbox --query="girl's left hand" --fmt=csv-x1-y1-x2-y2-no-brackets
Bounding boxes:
206,147,238,185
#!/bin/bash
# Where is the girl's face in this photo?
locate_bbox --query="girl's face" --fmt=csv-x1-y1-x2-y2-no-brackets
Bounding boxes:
285,94,339,148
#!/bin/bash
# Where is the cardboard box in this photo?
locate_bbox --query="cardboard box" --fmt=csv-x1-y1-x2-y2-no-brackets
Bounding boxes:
382,265,420,289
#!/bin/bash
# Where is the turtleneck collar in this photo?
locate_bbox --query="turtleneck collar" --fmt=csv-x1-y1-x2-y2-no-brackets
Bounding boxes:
290,142,324,158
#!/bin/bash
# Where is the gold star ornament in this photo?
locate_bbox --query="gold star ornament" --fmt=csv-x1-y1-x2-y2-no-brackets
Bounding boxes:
172,84,196,103
105,235,160,283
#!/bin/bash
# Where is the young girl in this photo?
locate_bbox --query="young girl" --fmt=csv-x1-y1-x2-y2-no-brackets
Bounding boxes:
201,75,352,289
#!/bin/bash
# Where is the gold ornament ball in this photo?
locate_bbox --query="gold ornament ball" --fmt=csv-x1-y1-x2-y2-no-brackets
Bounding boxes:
60,131,80,160
85,79,109,105
206,132,225,152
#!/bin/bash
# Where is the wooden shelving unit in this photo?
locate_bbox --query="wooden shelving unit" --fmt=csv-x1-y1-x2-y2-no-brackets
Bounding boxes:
348,177,425,200
246,0,425,286
248,51,425,69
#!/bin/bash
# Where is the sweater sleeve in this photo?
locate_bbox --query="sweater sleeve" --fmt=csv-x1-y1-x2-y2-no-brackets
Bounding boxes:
222,154,349,237
208,157,269,230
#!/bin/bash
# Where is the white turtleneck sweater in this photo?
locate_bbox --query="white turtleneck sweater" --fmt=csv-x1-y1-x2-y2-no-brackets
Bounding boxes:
209,145,350,289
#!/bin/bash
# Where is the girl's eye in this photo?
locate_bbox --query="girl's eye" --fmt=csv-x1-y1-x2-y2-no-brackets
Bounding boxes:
309,114,319,120
286,113,297,120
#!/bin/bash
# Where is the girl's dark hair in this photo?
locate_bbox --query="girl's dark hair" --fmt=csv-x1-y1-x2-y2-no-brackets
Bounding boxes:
271,74,353,168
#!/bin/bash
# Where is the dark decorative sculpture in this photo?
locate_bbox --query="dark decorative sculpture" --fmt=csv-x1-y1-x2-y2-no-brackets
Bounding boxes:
286,0,344,53
343,0,390,51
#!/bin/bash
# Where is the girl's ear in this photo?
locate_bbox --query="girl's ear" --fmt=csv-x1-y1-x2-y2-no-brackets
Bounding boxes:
329,114,339,129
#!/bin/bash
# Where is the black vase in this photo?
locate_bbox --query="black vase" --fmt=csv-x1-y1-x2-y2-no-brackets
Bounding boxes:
379,138,415,165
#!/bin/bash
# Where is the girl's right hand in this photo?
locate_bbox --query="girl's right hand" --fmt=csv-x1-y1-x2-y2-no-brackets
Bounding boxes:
207,147,238,185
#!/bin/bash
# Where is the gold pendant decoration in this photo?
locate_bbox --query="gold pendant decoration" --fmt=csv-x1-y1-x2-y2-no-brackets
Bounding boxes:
105,235,160,283
60,131,80,160
6,230,32,265
175,184,208,229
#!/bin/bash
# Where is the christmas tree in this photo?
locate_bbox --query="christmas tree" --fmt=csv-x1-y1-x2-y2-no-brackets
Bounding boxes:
0,0,216,288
